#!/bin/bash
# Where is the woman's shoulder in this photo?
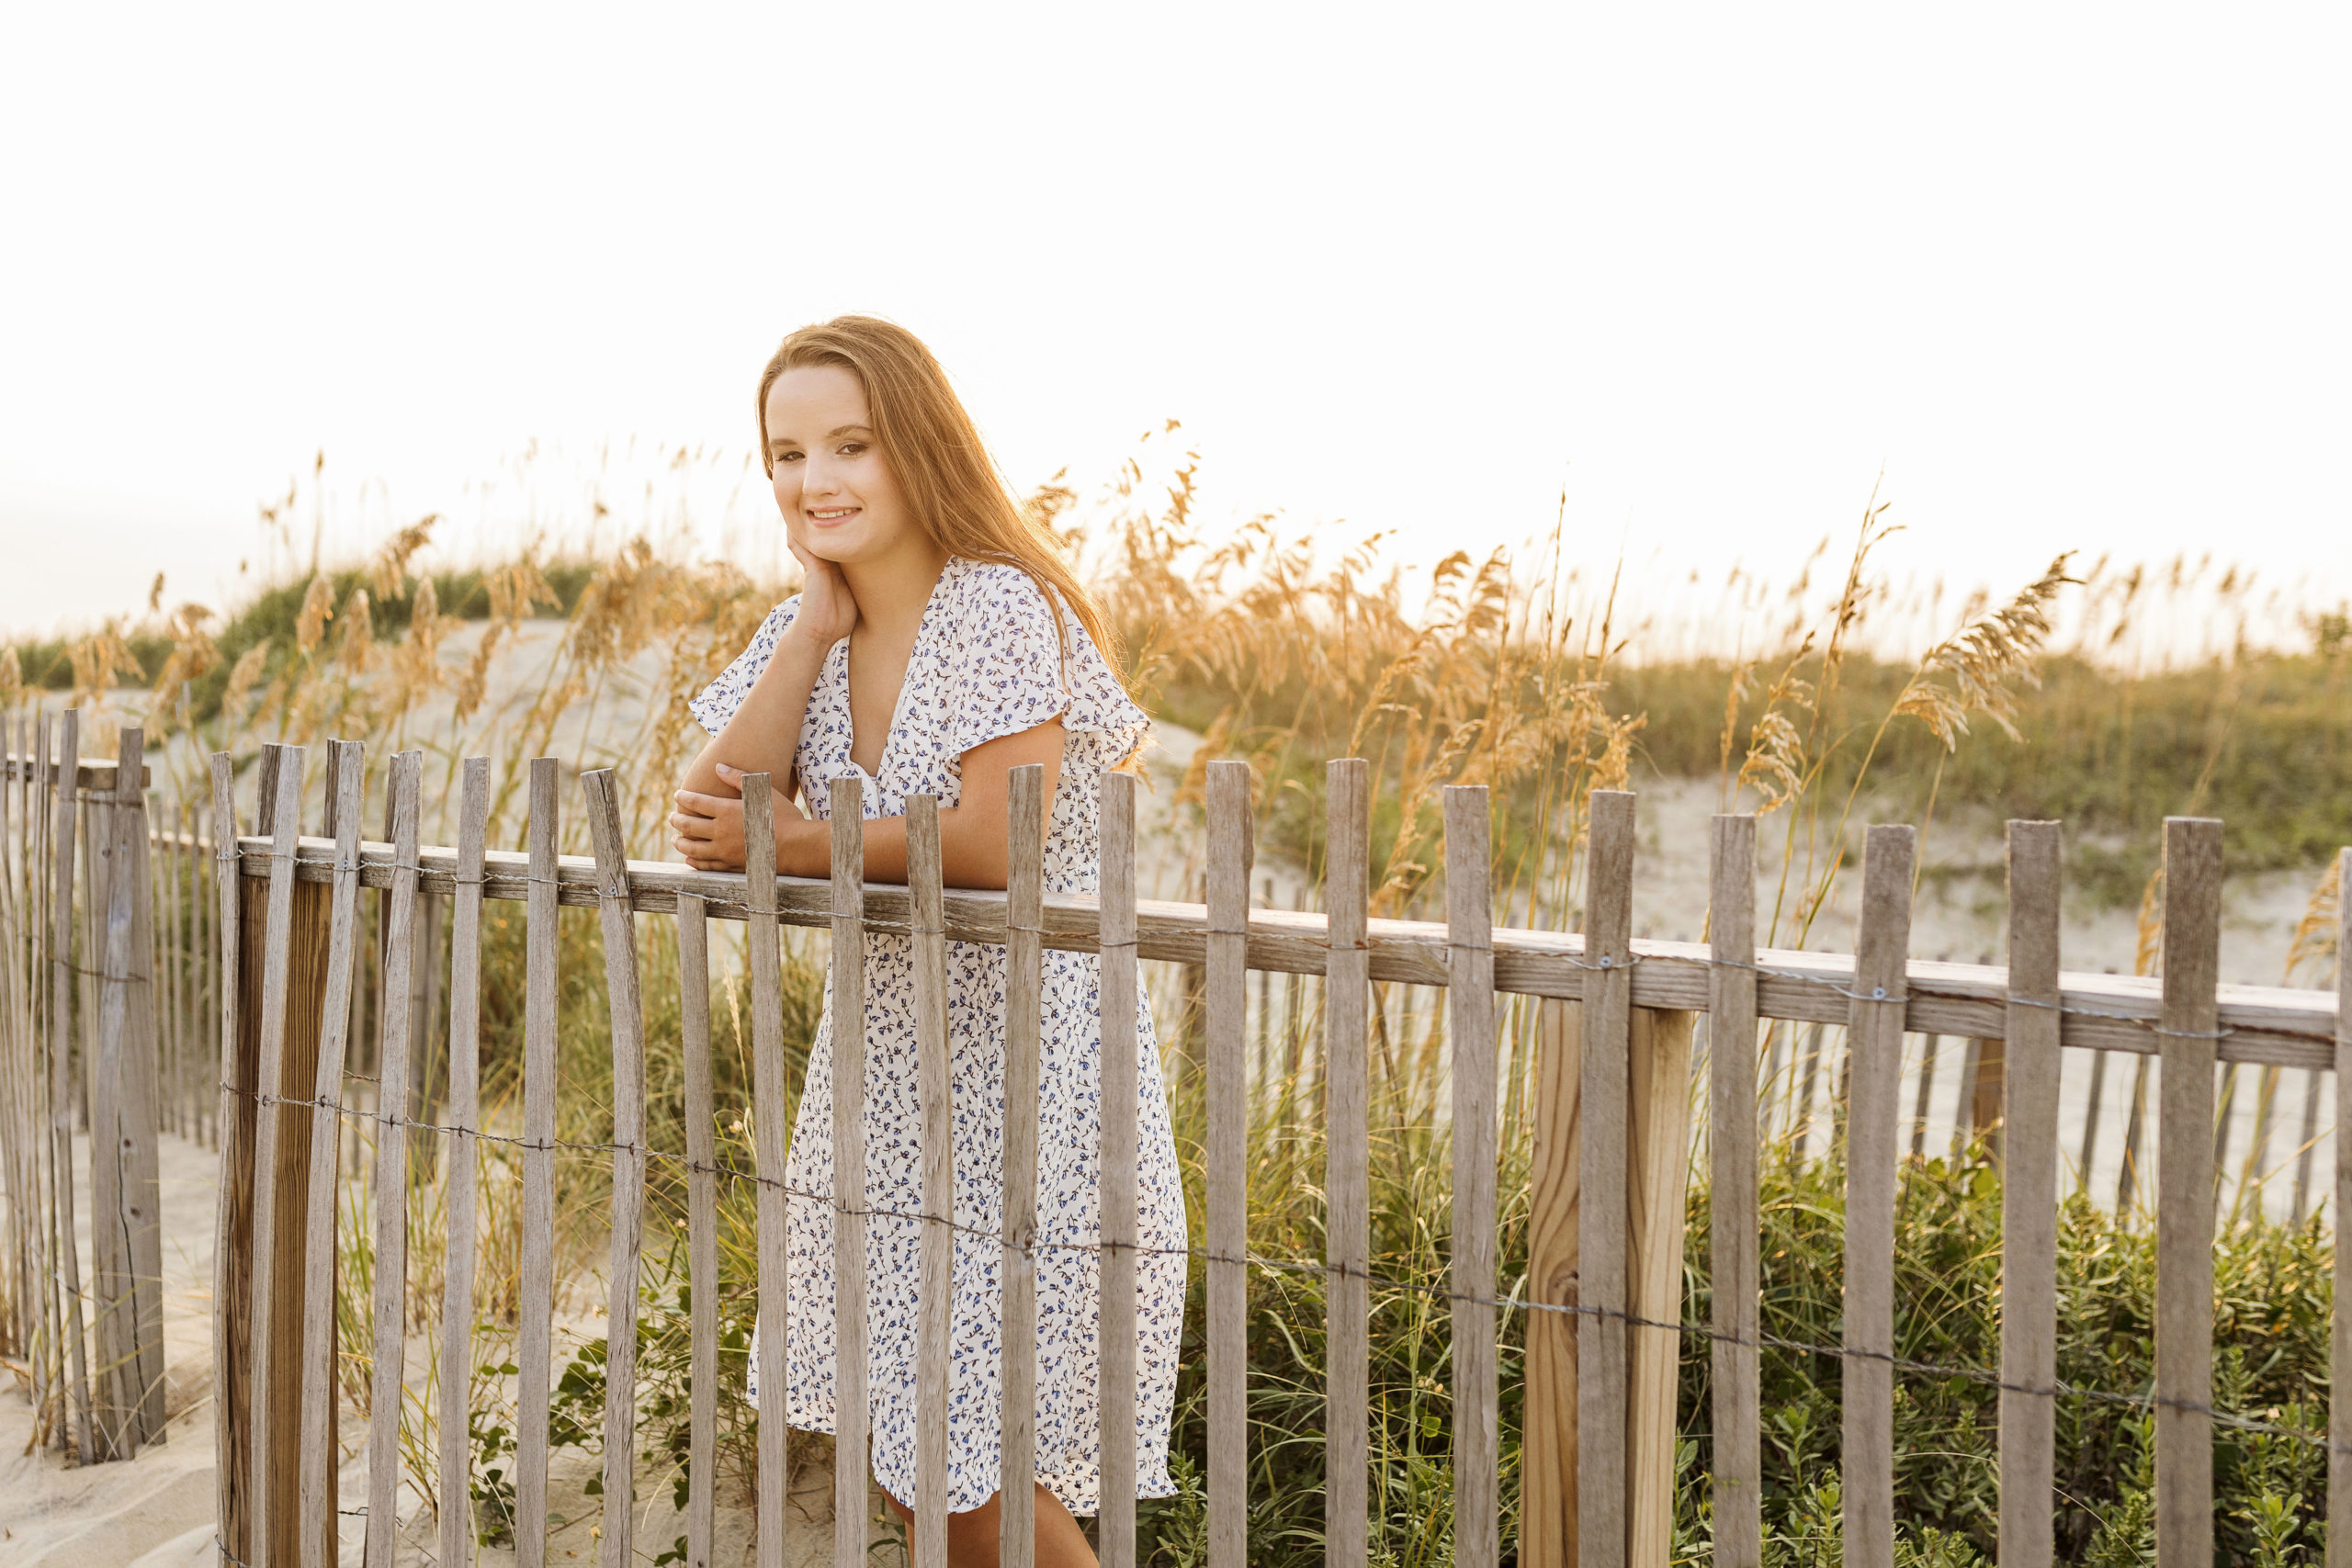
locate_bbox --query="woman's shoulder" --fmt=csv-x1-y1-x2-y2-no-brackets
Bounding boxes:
945,557,1056,617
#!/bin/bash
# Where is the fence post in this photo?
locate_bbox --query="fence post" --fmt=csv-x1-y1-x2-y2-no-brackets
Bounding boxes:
1998,821,2062,1568
1446,785,1499,1568
829,774,873,1568
1843,824,1915,1568
1706,814,1760,1568
439,756,489,1568
582,767,649,1568
515,757,560,1568
48,710,93,1463
1523,996,1698,1568
1323,760,1371,1568
1203,761,1250,1568
2328,844,2351,1568
297,744,365,1568
741,778,789,1568
2154,818,2223,1568
207,750,243,1560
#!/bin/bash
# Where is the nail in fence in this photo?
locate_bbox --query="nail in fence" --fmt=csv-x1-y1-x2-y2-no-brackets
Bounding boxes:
163,742,2352,1568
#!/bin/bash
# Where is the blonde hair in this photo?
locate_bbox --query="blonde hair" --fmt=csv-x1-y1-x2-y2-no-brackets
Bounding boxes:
756,315,1125,688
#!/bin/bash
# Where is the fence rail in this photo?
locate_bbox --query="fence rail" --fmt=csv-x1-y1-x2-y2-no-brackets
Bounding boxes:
4,716,2349,1568
222,826,2338,1059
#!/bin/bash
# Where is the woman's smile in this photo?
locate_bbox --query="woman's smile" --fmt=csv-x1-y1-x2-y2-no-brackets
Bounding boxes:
807,504,862,525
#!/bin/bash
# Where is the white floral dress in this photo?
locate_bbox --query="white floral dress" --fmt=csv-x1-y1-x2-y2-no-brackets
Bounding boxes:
689,556,1190,1517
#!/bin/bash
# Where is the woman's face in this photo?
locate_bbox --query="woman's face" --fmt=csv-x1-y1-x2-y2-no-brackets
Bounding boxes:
763,364,920,564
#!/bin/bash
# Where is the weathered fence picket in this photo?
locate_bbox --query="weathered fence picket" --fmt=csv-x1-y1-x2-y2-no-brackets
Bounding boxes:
515,756,560,1568
439,756,489,1568
907,794,952,1568
1000,763,1045,1568
1203,761,1249,1568
1576,790,1632,1568
1843,824,1915,1565
2333,843,2352,1568
584,767,650,1568
367,750,423,1566
296,743,363,1568
1098,770,1140,1568
1998,821,2063,1568
829,774,873,1568
1323,759,1371,1568
1708,812,1760,1568
1447,784,1499,1568
2155,817,2224,1568
741,775,790,1568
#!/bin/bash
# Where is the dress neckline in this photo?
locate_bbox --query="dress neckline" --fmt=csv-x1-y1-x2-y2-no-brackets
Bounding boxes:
841,556,964,783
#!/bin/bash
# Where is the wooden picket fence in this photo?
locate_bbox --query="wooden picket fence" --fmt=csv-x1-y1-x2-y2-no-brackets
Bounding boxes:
79,728,2352,1566
1,712,225,1469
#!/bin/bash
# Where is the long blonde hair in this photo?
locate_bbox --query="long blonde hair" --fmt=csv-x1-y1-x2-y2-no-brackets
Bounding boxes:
756,315,1125,688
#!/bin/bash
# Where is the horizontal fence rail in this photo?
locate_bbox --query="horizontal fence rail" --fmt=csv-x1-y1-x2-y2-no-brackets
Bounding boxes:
224,831,2343,1065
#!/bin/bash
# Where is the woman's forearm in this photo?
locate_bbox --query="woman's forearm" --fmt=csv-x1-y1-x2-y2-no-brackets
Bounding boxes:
777,786,1059,890
683,632,831,800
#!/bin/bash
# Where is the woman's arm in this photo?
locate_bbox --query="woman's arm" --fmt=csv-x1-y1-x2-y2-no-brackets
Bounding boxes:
679,631,828,805
675,541,861,808
673,718,1065,890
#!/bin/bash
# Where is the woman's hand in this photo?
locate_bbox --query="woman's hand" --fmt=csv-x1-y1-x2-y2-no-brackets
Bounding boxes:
672,765,804,872
784,533,859,649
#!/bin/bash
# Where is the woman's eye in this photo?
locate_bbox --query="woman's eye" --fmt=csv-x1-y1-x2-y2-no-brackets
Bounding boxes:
838,442,865,457
775,451,803,465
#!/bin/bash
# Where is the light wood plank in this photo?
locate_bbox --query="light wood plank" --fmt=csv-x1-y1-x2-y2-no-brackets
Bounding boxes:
2154,817,2222,1568
1098,772,1140,1568
741,779,789,1568
1843,824,1914,1568
1576,791,1633,1568
906,795,952,1568
111,746,154,1445
1708,815,1761,1568
222,835,2346,1067
515,757,560,1568
298,744,366,1568
367,751,424,1567
439,757,488,1568
50,712,93,1463
1627,1009,1695,1568
207,750,242,1548
1323,761,1370,1568
1001,765,1046,1568
676,891,718,1568
1998,821,2062,1568
582,768,648,1568
829,774,872,1568
1521,995,1578,1568
1446,785,1498,1568
1202,761,1251,1568
247,744,307,1568
90,728,142,1457
2330,845,2352,1568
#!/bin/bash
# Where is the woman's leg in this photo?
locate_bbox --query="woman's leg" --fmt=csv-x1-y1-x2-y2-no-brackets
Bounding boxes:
882,1481,1097,1568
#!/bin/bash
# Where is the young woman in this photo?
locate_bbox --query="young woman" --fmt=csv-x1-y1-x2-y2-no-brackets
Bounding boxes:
669,316,1187,1568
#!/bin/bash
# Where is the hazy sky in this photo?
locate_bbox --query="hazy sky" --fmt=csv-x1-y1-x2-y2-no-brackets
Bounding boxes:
4,3,2346,639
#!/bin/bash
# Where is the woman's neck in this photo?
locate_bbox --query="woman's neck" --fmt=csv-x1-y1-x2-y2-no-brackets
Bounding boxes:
842,536,952,638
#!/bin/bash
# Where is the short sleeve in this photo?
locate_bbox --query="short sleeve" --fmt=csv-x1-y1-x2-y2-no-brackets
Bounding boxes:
945,567,1148,766
688,596,801,736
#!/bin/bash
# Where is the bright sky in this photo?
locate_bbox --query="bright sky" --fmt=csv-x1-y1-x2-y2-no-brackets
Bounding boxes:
4,3,2347,644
